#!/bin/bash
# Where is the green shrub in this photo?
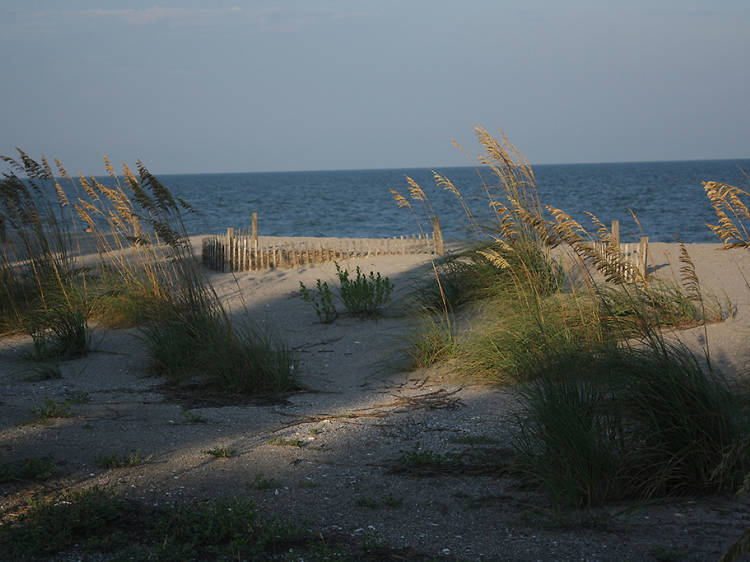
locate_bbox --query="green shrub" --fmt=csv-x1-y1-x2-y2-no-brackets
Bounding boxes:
406,310,457,368
29,397,76,423
141,299,297,394
412,253,493,310
299,279,337,323
336,263,393,316
95,451,151,469
0,487,306,560
514,342,750,510
0,457,55,482
26,289,91,361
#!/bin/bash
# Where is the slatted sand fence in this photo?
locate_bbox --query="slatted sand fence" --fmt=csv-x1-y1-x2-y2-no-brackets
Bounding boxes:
202,217,445,273
589,220,650,283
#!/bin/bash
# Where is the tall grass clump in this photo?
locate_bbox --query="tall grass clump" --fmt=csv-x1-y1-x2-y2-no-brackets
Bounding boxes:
515,340,749,510
0,150,297,393
0,152,92,358
393,127,749,510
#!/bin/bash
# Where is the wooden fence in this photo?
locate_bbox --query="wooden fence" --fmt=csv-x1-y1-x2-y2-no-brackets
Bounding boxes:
592,220,649,282
202,214,445,273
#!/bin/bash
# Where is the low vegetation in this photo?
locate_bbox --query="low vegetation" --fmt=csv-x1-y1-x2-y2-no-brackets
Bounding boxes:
299,278,338,323
0,457,55,482
0,151,297,395
95,451,152,469
2,135,749,559
28,397,76,423
393,126,750,515
0,487,329,560
203,446,235,458
299,262,394,321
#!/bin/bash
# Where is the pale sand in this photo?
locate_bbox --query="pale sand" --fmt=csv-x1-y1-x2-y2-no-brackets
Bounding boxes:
1,240,749,560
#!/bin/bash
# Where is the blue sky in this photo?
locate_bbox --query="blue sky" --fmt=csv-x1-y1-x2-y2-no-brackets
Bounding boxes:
1,1,748,174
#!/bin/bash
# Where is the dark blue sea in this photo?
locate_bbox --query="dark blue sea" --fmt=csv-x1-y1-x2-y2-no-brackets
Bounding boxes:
155,159,750,243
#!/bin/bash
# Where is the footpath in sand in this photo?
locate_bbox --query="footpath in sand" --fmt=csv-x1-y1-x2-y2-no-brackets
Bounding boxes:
1,240,750,560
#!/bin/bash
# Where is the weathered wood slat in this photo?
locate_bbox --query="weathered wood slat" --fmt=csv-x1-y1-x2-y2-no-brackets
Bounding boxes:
202,232,442,272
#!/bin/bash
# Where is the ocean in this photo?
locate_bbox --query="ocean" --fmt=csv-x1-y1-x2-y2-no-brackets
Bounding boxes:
155,159,750,243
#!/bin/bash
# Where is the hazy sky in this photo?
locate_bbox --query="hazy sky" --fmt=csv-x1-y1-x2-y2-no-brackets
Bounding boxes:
1,1,748,174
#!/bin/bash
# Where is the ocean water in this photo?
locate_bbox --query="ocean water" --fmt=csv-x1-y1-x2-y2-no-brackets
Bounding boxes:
156,159,750,243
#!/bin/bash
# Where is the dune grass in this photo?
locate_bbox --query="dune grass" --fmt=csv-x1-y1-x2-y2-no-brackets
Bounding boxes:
0,151,297,394
394,127,750,511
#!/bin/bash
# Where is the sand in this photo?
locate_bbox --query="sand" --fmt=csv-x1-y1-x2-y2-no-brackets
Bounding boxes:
1,239,749,560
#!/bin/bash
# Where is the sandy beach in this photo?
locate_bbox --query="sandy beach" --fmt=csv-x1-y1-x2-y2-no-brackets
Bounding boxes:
1,238,749,560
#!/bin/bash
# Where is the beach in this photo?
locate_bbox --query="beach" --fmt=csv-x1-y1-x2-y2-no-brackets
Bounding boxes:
0,238,749,560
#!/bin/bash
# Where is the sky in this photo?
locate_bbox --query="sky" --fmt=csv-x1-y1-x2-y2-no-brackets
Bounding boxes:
1,1,749,175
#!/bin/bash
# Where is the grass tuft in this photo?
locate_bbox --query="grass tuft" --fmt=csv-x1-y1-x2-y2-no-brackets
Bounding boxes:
95,451,152,469
28,397,76,423
0,487,312,560
0,457,55,482
203,446,235,458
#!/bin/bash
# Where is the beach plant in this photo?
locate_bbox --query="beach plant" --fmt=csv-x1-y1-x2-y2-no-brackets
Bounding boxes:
0,487,314,560
267,437,306,448
514,339,750,510
704,180,750,248
203,446,235,458
249,473,281,490
95,451,152,469
141,298,297,393
0,456,55,482
0,150,300,395
335,262,393,316
180,407,208,424
28,397,76,423
392,127,750,514
25,287,91,360
299,278,337,323
0,153,94,357
406,308,457,368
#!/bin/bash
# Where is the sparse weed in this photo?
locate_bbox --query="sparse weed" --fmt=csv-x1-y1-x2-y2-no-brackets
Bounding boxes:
299,279,337,323
267,437,306,448
204,446,235,458
0,487,309,560
180,407,208,423
29,397,75,423
649,545,685,562
95,451,151,469
0,457,55,482
355,496,379,508
26,361,62,381
249,473,281,490
336,263,393,316
361,527,390,554
64,391,90,404
383,492,404,507
397,444,450,470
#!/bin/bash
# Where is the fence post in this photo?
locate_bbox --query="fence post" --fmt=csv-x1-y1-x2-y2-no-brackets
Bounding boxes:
432,216,444,255
251,212,258,245
639,236,649,278
611,220,620,248
225,228,234,272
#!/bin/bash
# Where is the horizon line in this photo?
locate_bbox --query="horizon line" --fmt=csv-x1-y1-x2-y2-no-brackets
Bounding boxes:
147,155,750,177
